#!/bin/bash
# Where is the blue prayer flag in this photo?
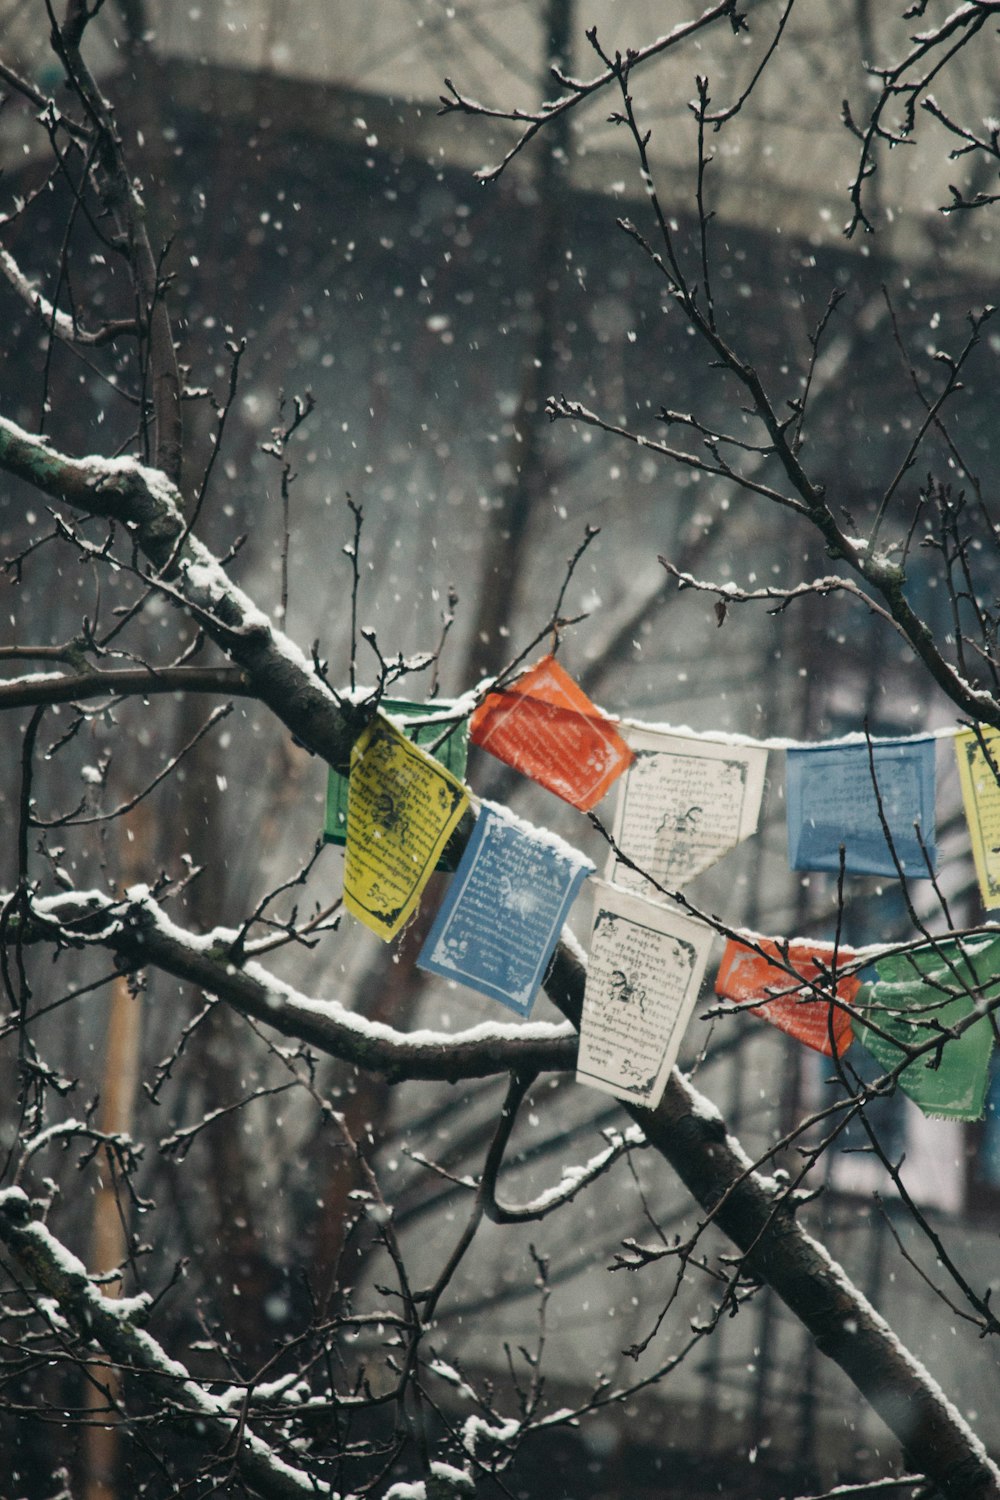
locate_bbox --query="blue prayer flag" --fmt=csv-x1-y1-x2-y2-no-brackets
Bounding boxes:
417,803,594,1015
786,737,936,877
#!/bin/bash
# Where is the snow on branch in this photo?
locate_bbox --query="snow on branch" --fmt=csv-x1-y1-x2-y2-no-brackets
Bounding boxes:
844,1,999,233
0,247,140,346
660,559,900,630
0,415,361,773
0,663,253,711
482,1123,649,1223
0,1186,341,1500
15,890,577,1084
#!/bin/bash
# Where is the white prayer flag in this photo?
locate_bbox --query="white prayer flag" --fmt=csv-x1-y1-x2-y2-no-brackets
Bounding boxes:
609,726,767,892
577,884,713,1110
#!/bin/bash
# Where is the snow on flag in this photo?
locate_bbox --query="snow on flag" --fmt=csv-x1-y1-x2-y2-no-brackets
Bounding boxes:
325,699,468,870
852,935,1000,1120
715,936,859,1056
343,714,468,942
610,726,767,892
576,884,713,1111
417,802,594,1015
955,727,1000,910
785,737,936,878
469,655,634,812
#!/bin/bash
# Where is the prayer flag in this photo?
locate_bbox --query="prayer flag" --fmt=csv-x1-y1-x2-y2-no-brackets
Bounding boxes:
786,737,936,877
979,1065,1000,1186
417,803,593,1015
610,727,767,892
325,700,467,871
852,935,1000,1120
716,936,858,1056
955,727,1000,910
343,714,468,942
469,655,634,811
577,884,713,1110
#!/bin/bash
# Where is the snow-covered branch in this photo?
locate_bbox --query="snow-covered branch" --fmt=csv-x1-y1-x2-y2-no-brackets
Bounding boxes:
844,1,1000,233
0,664,253,711
0,247,141,346
12,889,577,1084
482,1123,648,1223
0,1186,340,1499
0,415,362,772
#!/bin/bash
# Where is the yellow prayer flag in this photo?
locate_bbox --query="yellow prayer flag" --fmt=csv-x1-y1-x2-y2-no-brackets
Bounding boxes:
955,727,1000,910
343,713,469,941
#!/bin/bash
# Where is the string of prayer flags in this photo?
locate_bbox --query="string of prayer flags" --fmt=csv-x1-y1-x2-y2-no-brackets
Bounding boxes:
469,655,634,812
610,727,767,893
852,935,1000,1120
576,884,713,1111
786,736,936,878
417,802,594,1015
343,714,469,942
325,699,468,871
955,727,1000,910
715,936,859,1057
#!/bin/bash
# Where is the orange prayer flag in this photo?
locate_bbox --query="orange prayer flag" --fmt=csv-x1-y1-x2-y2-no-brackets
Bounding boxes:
469,655,635,812
715,936,859,1057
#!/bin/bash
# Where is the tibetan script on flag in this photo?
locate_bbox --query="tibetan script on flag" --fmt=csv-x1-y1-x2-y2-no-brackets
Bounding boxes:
325,699,467,870
955,727,1000,910
577,885,713,1110
716,936,859,1056
417,803,593,1015
852,936,1000,1120
469,655,634,812
786,737,936,878
610,727,767,892
343,714,468,942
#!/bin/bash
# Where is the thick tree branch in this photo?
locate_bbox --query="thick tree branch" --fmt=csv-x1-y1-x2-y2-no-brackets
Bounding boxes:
11,891,577,1084
542,946,1000,1500
10,871,1000,1494
0,664,252,711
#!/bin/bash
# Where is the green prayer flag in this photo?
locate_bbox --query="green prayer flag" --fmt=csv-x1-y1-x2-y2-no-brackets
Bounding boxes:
852,935,1000,1120
324,700,468,869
